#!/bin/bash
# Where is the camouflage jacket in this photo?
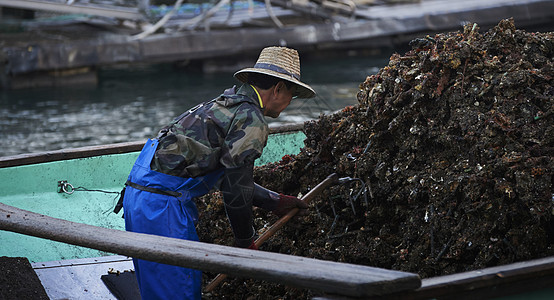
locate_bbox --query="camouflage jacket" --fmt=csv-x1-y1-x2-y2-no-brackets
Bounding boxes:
150,84,269,178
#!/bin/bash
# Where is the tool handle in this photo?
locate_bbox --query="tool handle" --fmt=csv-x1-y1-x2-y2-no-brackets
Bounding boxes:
255,173,338,245
205,173,338,292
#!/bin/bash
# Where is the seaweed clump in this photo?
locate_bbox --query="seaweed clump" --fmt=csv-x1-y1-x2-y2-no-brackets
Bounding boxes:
198,19,554,298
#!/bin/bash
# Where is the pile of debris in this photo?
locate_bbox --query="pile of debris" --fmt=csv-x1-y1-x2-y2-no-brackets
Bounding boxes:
198,19,553,298
0,257,49,299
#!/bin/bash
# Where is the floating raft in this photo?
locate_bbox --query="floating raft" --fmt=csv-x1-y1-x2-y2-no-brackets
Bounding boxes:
1,0,554,88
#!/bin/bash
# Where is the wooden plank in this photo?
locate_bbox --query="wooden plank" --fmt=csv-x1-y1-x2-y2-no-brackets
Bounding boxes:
0,0,145,21
354,0,551,20
0,141,145,168
316,256,554,299
328,256,554,300
0,202,421,297
0,123,304,168
4,1,554,75
270,0,337,20
414,256,554,299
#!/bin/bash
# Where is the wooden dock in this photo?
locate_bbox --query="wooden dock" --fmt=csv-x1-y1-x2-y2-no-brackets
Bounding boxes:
1,0,554,88
0,0,147,21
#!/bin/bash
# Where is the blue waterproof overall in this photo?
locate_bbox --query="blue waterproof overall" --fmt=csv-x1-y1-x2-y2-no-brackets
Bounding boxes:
123,139,223,299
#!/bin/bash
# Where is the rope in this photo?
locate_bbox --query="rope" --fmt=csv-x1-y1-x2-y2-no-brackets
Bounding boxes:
265,0,283,28
177,0,231,31
132,0,185,40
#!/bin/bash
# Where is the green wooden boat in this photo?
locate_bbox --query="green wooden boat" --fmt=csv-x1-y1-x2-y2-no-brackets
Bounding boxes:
0,124,306,263
1,124,553,299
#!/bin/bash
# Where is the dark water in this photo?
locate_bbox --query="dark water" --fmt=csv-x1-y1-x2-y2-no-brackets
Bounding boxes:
0,53,391,157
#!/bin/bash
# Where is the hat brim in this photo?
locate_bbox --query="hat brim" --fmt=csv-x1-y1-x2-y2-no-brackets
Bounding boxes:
234,68,316,99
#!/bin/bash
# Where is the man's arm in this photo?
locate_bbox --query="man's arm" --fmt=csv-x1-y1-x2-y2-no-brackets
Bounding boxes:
220,163,308,249
220,164,257,248
253,184,308,218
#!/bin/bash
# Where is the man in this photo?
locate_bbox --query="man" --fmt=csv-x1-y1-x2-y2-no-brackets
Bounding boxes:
122,46,316,299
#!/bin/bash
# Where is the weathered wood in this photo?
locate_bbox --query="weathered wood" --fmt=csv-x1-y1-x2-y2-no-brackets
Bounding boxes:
0,0,145,21
0,202,421,297
315,256,554,299
205,173,339,291
0,123,304,168
412,256,554,300
269,122,304,134
270,0,342,20
4,0,554,76
0,141,144,168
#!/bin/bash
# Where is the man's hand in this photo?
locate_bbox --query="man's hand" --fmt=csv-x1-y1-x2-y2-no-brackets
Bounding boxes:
247,241,258,250
273,194,308,218
234,236,258,250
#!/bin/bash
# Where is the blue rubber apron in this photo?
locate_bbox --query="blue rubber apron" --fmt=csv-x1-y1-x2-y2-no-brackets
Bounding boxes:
123,139,223,300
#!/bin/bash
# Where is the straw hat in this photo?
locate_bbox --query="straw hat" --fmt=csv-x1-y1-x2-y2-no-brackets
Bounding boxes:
234,47,316,99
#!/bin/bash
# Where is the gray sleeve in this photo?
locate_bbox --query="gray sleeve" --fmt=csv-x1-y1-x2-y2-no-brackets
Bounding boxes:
220,164,256,247
252,183,279,211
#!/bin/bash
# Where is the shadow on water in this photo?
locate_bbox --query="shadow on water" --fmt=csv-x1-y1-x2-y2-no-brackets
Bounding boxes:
0,52,392,157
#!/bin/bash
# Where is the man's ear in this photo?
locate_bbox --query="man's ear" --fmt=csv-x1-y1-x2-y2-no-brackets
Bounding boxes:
275,81,286,94
272,82,282,96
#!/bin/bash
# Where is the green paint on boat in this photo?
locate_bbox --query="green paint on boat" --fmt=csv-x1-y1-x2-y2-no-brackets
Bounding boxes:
255,131,305,166
0,131,305,262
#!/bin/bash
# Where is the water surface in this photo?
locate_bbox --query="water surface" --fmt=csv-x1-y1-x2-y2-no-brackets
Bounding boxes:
0,53,391,157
